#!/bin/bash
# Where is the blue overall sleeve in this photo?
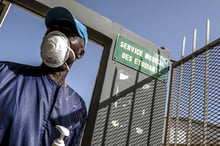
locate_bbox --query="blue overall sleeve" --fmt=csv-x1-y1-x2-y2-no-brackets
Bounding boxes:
0,62,87,146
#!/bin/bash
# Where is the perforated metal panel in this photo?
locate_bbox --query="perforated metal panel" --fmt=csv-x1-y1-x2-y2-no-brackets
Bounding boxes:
91,66,168,146
165,39,220,145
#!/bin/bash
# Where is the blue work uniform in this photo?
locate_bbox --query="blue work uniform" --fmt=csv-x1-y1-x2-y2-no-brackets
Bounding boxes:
0,62,87,146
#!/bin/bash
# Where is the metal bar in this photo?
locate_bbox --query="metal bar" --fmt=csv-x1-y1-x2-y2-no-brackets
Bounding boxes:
165,66,177,146
203,47,209,146
11,0,49,17
0,0,11,28
174,62,184,146
186,54,195,145
192,28,197,52
186,28,197,145
206,19,210,45
181,36,186,58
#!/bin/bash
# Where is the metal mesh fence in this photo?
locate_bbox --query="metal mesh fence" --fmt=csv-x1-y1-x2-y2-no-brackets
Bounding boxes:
91,72,168,146
165,39,220,146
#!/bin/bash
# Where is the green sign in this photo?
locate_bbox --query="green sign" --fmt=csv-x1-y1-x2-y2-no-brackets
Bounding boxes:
113,35,169,81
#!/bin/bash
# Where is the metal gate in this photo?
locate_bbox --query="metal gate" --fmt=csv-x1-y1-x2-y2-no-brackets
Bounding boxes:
165,38,220,145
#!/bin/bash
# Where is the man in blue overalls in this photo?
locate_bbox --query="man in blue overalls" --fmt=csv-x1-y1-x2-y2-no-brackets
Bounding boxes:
0,6,88,146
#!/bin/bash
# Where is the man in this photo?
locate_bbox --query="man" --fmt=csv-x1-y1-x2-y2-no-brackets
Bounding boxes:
0,7,88,146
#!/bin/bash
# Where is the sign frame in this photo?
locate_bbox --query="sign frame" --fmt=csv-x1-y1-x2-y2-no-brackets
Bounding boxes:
113,35,170,81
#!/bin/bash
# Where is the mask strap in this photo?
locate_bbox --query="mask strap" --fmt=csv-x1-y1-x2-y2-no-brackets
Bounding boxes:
64,62,70,71
64,48,76,71
68,47,76,61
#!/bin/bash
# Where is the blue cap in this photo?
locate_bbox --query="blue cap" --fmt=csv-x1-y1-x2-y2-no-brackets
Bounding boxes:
45,7,88,46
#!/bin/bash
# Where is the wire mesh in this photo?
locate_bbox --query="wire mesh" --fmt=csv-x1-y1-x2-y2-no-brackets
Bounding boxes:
91,76,168,146
165,41,220,146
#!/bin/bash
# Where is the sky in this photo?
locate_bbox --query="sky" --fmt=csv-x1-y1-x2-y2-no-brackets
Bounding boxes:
76,0,220,60
1,0,220,108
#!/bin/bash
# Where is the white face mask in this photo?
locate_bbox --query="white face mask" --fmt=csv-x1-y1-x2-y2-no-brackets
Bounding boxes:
40,31,76,70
